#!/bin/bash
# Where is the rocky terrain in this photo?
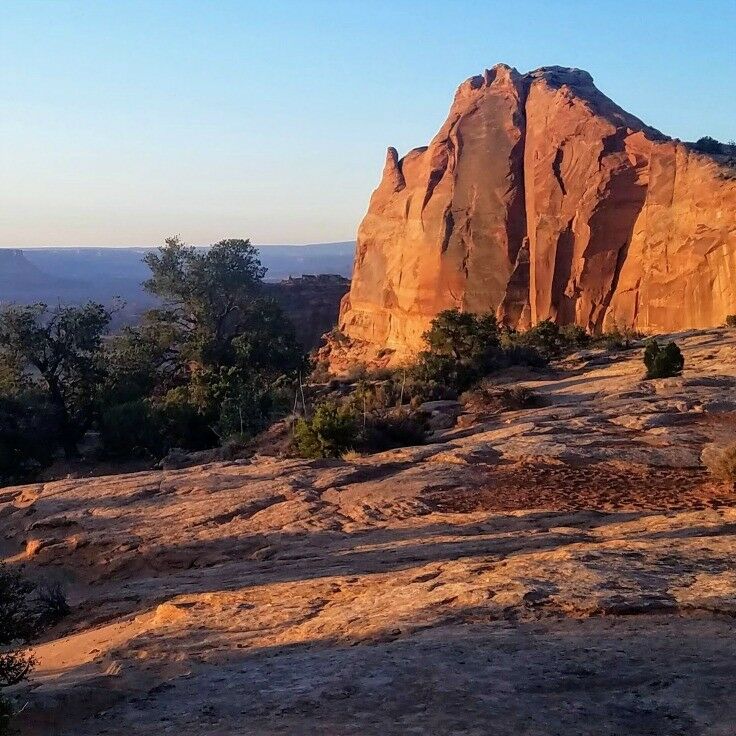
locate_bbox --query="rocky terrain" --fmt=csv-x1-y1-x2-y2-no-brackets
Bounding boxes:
331,64,736,369
6,328,736,734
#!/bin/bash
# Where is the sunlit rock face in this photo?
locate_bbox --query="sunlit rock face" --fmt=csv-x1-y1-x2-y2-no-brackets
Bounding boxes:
333,64,736,367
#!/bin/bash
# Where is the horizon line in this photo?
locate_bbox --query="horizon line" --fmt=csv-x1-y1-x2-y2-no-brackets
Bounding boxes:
0,240,356,250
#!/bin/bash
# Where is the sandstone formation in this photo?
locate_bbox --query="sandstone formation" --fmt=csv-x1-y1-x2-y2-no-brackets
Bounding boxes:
334,64,736,366
7,328,736,734
265,274,350,349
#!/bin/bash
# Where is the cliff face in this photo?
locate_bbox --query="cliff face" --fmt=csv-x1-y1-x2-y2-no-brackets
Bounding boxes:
265,274,350,350
334,64,736,366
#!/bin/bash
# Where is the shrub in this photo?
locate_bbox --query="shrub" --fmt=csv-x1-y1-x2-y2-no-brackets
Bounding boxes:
464,384,543,413
0,565,39,733
212,376,277,442
726,315,736,328
559,324,591,348
346,376,455,413
34,580,70,628
414,309,501,392
501,322,572,361
702,443,736,486
403,377,458,403
99,399,164,458
497,386,543,411
0,394,61,485
599,325,640,351
643,339,684,379
293,402,358,458
517,319,562,357
411,311,559,396
358,408,429,452
153,387,217,451
293,401,429,459
349,380,400,414
367,366,395,381
499,342,548,369
691,136,724,155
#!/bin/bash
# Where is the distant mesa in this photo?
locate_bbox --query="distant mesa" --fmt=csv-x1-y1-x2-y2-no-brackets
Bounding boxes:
328,63,736,369
0,249,51,285
0,244,354,349
265,274,350,349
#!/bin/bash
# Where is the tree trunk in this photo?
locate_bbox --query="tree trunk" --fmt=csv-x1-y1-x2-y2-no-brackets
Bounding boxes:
61,437,79,460
45,375,79,459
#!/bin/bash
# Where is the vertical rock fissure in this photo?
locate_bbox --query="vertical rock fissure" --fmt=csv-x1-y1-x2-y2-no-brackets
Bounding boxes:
440,207,455,254
551,220,576,324
594,239,630,332
498,74,531,327
552,147,567,195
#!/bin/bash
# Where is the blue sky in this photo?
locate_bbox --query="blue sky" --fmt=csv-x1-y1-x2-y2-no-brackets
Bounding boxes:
1,0,734,247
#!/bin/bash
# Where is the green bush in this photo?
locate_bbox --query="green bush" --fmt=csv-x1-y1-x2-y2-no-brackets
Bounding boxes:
293,402,358,458
0,394,61,485
359,408,429,452
207,369,292,443
643,339,684,379
99,399,164,458
597,325,640,351
347,376,456,413
413,309,501,391
403,377,458,403
153,388,218,451
102,388,216,457
410,311,554,397
348,380,401,414
515,319,590,356
501,323,560,361
516,319,562,357
559,324,591,348
0,565,40,733
343,363,368,383
726,315,736,328
293,401,429,459
499,342,548,369
691,136,724,155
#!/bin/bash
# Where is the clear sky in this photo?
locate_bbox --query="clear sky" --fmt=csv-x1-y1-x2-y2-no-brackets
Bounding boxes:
1,0,734,247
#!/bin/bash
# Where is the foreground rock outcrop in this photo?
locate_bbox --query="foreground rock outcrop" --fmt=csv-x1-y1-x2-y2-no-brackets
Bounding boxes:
6,328,736,734
333,64,736,367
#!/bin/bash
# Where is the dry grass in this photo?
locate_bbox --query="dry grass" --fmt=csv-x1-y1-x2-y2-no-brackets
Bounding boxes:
341,449,363,462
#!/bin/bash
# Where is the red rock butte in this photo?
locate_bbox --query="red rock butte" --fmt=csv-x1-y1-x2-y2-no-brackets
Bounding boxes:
330,64,736,368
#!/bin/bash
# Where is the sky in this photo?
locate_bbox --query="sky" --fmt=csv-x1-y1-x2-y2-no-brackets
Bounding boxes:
1,0,734,247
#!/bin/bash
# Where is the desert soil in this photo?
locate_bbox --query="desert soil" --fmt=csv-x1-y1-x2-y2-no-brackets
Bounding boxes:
5,328,736,735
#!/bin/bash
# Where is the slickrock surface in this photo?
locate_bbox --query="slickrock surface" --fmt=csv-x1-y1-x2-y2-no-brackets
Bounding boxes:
7,329,736,734
330,64,736,369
